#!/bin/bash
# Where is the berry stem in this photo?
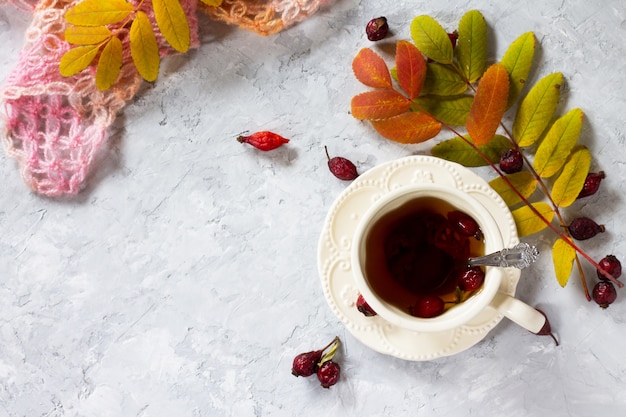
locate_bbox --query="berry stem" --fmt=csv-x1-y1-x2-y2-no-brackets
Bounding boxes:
318,336,340,366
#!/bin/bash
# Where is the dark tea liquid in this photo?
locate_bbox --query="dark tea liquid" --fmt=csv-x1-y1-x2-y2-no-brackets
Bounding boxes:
363,197,485,314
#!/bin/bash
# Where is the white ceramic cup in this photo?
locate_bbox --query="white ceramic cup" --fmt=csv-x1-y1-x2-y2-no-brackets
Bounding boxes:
351,183,546,334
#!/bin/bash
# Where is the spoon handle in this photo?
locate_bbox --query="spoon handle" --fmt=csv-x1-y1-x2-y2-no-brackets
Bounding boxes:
467,242,539,269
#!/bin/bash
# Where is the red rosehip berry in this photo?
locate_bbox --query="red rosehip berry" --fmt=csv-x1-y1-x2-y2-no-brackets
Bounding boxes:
592,281,617,309
568,217,605,241
447,210,483,240
365,16,389,41
457,266,485,292
499,148,524,174
291,350,323,377
356,294,377,317
237,131,289,151
533,308,559,346
597,254,622,281
317,360,340,388
577,171,605,199
410,295,445,318
447,31,458,48
324,146,358,181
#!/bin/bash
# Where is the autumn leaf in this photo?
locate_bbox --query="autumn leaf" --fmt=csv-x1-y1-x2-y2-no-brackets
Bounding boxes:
551,146,591,208
431,134,511,167
199,0,224,6
352,48,392,89
552,238,576,287
414,95,473,126
410,15,454,64
466,63,510,146
96,36,123,91
395,40,427,100
456,10,487,83
512,202,554,237
489,171,537,207
370,112,442,144
534,108,584,178
65,26,112,45
501,32,536,109
59,44,101,77
351,90,411,120
153,0,190,53
512,72,563,147
65,0,134,27
422,63,468,96
130,11,160,82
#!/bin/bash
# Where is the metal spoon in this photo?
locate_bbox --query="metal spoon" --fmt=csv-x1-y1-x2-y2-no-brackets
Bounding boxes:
467,242,539,269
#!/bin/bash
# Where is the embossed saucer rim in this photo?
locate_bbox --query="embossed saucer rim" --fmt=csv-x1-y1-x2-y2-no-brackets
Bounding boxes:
317,155,521,361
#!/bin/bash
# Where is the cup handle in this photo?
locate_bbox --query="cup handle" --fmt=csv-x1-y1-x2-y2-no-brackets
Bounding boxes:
489,292,545,334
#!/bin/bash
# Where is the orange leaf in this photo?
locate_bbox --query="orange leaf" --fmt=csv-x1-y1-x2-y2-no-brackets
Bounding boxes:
466,63,510,146
370,112,442,143
395,40,427,100
352,48,392,89
351,90,411,120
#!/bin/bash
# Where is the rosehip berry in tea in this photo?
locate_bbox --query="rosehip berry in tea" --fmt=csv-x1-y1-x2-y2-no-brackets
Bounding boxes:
597,255,622,281
317,360,340,388
499,148,524,174
324,146,358,180
456,266,485,292
356,294,377,317
568,217,605,241
365,16,389,41
448,210,483,240
410,295,445,318
577,171,605,199
237,131,289,151
592,281,617,309
291,350,323,377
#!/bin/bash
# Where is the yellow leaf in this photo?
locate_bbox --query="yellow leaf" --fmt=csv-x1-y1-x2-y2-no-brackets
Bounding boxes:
130,11,160,82
59,44,101,77
533,108,584,178
96,37,123,90
489,171,537,207
200,0,223,6
65,25,111,45
552,238,576,287
153,0,190,53
65,0,134,27
512,202,554,237
551,146,591,208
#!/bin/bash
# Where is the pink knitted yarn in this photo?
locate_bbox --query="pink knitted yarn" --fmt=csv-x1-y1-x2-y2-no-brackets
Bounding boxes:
1,0,199,196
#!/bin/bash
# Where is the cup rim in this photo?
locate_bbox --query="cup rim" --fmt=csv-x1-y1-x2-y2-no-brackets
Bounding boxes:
351,183,505,332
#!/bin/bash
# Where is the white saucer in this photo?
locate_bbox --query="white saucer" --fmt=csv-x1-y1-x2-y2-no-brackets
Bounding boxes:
317,155,521,360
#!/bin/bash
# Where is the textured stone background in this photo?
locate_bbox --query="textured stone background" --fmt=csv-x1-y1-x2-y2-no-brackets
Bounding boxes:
1,1,625,416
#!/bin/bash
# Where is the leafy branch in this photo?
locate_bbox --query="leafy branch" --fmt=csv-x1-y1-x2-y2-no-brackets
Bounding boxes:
350,9,622,299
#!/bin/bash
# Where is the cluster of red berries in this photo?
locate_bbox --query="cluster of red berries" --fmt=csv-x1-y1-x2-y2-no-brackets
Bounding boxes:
291,337,341,388
593,255,622,308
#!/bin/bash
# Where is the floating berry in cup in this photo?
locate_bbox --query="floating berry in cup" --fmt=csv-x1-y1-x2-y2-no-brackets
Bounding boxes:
499,148,524,174
597,255,622,281
317,360,341,388
592,281,617,309
457,266,485,292
366,16,389,41
237,131,289,151
577,171,605,199
448,210,483,240
356,294,377,317
324,146,358,181
410,295,445,318
568,217,605,241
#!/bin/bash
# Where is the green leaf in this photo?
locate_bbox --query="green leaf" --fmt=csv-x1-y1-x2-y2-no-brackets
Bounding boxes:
489,171,537,207
534,108,584,178
511,202,554,237
466,63,510,146
65,0,134,27
130,11,160,82
410,15,454,64
422,62,468,96
431,134,511,167
153,0,190,53
512,72,563,147
456,10,487,83
96,36,123,90
414,95,473,126
64,25,111,45
501,32,536,109
552,238,576,287
551,146,591,208
59,44,101,77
